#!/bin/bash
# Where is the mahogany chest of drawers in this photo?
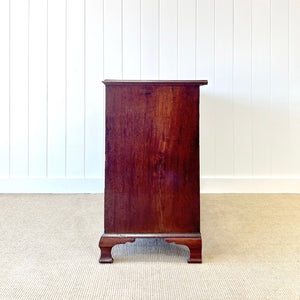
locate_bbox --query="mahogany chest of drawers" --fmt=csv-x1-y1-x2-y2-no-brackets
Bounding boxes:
99,80,208,263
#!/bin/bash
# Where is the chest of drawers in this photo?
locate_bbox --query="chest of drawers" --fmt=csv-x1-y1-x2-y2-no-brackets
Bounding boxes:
99,80,207,263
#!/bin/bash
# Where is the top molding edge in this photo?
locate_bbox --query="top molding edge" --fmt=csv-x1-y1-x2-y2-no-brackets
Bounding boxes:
103,80,208,86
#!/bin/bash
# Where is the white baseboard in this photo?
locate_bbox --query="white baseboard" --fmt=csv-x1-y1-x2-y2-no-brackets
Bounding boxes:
0,178,104,193
201,177,300,193
0,177,299,193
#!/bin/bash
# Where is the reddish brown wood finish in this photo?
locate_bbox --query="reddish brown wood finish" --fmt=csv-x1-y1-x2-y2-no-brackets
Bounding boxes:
99,233,202,263
99,80,207,263
165,236,202,263
99,234,136,263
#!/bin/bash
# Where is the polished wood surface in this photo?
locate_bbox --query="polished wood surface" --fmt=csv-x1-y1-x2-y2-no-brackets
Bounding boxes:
103,80,208,86
100,233,202,263
99,80,207,263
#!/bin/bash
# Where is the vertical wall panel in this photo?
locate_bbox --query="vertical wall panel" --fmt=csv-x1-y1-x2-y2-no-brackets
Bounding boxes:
10,0,29,177
66,0,85,177
252,0,271,176
214,0,234,176
123,0,141,79
233,0,252,176
103,0,122,79
0,0,10,177
290,0,300,176
197,0,215,177
270,0,290,175
141,0,159,79
48,0,66,177
85,0,103,177
28,0,47,177
178,0,196,79
102,0,122,177
160,0,177,79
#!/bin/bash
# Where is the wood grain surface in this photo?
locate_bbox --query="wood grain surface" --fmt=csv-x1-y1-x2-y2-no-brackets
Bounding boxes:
104,82,202,234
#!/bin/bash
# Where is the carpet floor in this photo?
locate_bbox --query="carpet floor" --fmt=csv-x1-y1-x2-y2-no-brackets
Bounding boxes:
0,194,299,300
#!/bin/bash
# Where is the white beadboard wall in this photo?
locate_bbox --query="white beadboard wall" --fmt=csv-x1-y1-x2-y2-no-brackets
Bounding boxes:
0,0,300,193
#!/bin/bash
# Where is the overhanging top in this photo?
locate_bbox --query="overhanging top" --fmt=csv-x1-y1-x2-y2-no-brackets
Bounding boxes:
103,80,208,86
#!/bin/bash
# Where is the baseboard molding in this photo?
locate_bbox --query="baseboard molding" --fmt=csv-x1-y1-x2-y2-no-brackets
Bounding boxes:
0,177,300,193
0,178,104,193
201,177,300,193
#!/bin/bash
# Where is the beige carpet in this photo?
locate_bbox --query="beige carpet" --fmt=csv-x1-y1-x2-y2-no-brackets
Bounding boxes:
0,194,299,300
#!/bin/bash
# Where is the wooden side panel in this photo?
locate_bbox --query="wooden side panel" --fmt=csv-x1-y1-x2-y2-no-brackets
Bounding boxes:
105,85,199,233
